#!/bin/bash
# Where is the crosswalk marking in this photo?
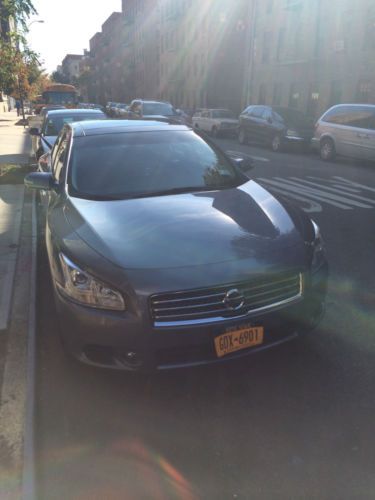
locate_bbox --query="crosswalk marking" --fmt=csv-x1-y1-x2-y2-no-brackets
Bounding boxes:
288,177,375,205
256,175,375,212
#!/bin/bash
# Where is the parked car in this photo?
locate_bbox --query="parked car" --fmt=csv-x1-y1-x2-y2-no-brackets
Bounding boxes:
29,108,107,159
105,102,118,117
312,104,375,161
114,103,129,118
25,119,328,371
127,99,182,123
192,108,239,137
238,105,314,152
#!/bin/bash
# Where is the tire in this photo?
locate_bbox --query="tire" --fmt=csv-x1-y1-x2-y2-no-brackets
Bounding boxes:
320,138,336,161
211,126,219,138
271,134,283,152
238,127,247,145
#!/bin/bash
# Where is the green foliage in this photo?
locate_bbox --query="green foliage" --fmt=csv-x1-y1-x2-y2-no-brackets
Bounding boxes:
51,71,71,85
0,0,37,30
0,0,40,96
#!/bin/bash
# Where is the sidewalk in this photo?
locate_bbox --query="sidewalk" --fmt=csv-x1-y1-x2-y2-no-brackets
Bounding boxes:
0,110,36,499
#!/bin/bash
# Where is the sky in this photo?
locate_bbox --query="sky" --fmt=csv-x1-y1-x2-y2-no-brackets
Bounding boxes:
27,0,122,74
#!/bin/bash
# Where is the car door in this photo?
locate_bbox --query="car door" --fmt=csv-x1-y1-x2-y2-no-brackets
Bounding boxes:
321,106,364,159
199,110,210,131
260,107,275,144
349,106,375,161
248,106,266,143
239,106,252,136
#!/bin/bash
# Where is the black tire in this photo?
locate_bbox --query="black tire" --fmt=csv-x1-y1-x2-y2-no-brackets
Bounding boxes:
271,134,283,152
238,127,247,145
320,138,336,161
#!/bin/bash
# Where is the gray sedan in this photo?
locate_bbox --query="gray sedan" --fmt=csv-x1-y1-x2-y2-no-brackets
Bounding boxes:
25,120,328,371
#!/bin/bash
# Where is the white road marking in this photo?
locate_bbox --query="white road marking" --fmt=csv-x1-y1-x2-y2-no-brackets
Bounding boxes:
289,177,375,205
256,175,375,212
225,150,270,162
332,176,375,194
258,178,361,209
274,178,373,208
261,186,323,213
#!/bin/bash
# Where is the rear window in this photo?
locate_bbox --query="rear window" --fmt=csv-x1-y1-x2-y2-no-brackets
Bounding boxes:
143,103,176,116
43,113,105,136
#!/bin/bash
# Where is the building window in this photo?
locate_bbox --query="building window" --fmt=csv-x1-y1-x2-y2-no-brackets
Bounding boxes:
306,84,319,118
262,32,272,63
288,84,300,108
258,83,267,104
276,28,285,61
329,80,342,107
272,83,283,105
267,0,273,14
356,81,372,103
363,8,375,50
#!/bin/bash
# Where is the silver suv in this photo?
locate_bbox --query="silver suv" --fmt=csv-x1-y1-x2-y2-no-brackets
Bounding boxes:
312,104,375,161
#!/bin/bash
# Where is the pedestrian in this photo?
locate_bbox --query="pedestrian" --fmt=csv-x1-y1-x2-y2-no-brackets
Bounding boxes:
15,100,21,116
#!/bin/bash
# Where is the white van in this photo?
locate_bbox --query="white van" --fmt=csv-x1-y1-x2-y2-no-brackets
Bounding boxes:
312,104,375,161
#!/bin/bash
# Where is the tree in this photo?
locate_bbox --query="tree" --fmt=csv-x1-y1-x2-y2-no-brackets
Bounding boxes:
51,70,71,85
0,0,39,98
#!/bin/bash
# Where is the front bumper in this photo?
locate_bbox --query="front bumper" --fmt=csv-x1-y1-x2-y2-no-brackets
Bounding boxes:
53,264,328,372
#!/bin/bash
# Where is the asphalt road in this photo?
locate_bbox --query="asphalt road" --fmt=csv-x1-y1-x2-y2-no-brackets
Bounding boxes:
35,140,375,500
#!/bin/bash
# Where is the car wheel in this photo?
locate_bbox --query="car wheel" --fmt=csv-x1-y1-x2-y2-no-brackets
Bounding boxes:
238,127,247,145
271,134,282,152
320,138,336,161
211,126,219,138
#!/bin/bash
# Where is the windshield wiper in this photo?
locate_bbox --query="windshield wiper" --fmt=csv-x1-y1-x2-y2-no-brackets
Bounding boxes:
133,186,219,198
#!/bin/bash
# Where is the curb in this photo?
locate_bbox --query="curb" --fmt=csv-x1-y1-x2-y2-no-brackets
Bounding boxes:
21,191,37,500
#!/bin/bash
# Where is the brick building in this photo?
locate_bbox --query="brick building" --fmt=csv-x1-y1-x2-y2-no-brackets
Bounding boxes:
61,54,85,81
158,0,249,112
244,0,375,118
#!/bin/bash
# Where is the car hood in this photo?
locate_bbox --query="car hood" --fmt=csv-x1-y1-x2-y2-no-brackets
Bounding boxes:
64,181,307,270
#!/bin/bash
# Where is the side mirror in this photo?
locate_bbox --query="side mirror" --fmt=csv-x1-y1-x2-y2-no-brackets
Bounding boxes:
232,157,255,173
267,117,273,124
29,127,40,136
24,172,54,191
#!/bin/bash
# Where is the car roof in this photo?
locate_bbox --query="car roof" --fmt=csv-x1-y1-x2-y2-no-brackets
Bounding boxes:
68,120,190,137
46,109,105,117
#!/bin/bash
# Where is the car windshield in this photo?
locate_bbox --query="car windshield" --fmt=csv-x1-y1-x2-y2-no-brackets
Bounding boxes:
211,110,235,119
142,103,176,116
69,130,243,200
42,113,105,136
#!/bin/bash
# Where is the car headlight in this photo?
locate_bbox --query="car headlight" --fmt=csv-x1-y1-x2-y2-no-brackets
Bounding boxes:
286,129,300,137
311,221,325,272
56,253,125,311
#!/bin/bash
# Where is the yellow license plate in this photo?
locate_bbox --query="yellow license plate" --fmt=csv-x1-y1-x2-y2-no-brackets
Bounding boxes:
214,326,264,358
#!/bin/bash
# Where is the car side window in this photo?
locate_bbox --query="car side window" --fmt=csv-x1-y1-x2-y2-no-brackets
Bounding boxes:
251,106,265,118
52,134,68,183
262,108,272,120
323,106,375,129
322,106,351,125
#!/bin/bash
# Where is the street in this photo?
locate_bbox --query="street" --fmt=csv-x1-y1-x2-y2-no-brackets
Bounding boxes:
35,140,375,499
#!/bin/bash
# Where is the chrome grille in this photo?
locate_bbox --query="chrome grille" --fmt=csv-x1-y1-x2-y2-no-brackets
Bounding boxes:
150,272,303,326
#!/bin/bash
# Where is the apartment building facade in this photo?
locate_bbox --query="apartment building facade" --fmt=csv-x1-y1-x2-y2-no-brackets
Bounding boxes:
244,0,375,118
86,0,249,111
